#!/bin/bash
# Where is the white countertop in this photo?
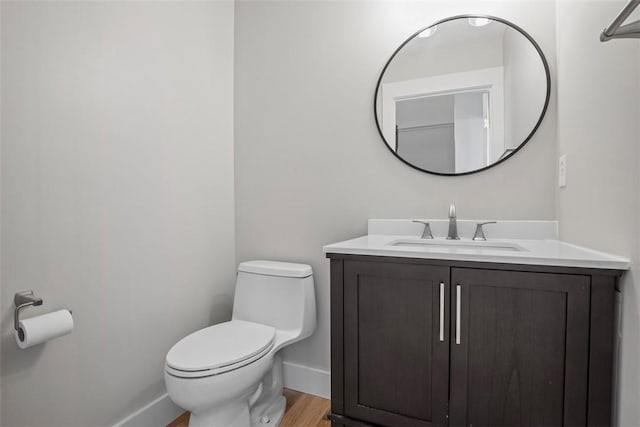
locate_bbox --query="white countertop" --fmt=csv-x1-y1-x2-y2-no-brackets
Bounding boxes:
323,235,630,270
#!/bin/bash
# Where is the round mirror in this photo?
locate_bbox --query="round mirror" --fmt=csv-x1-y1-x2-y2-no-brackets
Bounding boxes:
374,15,550,176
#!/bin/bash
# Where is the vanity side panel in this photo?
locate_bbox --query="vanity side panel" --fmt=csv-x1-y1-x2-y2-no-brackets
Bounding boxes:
330,258,345,419
587,275,617,426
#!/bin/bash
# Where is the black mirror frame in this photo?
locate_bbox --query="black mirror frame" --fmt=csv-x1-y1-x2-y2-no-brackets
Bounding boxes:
374,15,552,177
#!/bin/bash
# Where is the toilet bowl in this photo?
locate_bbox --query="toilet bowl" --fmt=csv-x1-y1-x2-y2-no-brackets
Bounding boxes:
165,260,316,427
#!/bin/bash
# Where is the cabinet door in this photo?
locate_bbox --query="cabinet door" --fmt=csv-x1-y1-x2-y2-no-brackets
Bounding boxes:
343,260,450,426
450,268,590,426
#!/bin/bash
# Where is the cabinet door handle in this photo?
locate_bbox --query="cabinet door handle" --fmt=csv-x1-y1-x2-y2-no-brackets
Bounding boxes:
439,282,445,342
456,284,461,345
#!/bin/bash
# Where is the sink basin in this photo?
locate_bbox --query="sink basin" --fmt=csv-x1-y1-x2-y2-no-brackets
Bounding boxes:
389,239,526,252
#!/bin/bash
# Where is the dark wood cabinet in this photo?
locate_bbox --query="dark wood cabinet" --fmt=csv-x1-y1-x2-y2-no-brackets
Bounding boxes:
343,261,449,426
449,268,590,426
328,255,622,427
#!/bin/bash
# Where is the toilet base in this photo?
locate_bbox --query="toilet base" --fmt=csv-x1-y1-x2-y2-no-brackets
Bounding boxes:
252,395,285,427
250,354,286,426
187,391,286,427
182,355,287,427
189,400,251,427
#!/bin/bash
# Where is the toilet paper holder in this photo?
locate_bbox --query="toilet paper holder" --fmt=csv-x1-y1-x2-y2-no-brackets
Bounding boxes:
14,291,44,341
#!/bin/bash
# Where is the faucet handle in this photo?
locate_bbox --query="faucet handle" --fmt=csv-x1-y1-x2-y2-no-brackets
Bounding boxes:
472,221,497,241
412,220,434,239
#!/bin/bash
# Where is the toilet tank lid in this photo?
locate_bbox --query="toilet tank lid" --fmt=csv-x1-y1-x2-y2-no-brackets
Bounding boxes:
238,260,312,278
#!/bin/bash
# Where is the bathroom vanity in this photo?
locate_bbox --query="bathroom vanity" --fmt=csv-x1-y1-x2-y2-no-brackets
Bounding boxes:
324,220,628,427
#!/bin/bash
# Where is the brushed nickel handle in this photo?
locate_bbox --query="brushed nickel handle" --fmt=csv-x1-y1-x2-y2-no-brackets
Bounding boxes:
412,220,434,239
439,282,445,342
456,285,461,345
472,221,497,241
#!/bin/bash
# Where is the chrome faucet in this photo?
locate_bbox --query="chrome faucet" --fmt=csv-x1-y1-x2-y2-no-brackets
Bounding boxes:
447,204,460,240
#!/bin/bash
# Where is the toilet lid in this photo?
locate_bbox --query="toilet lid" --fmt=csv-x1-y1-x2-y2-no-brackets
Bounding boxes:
166,320,275,373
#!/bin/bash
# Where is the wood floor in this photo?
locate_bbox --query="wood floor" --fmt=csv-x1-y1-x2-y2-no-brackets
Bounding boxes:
167,389,331,427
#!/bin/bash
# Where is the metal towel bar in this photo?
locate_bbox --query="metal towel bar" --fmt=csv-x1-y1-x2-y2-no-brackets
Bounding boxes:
601,0,640,41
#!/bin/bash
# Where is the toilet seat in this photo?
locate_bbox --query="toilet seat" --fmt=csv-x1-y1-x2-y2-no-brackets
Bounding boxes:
165,320,275,379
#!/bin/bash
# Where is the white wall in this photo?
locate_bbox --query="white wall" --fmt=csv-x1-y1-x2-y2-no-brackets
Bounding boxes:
396,95,454,128
0,2,236,426
0,1,3,422
8,1,638,425
503,26,548,149
454,92,486,172
555,1,640,425
383,27,504,83
234,0,557,388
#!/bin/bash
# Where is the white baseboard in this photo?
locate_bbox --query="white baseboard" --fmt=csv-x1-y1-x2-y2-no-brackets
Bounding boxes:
112,363,328,427
283,361,331,399
112,393,183,427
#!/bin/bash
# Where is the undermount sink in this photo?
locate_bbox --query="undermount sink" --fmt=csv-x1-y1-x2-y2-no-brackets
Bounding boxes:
389,239,526,252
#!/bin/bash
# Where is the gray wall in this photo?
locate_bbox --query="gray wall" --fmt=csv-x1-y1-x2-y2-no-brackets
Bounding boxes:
555,1,640,424
0,2,236,425
396,96,456,173
234,0,557,377
398,125,456,173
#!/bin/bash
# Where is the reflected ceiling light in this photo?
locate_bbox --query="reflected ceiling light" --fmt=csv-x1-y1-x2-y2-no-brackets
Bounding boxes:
468,17,491,27
418,25,437,38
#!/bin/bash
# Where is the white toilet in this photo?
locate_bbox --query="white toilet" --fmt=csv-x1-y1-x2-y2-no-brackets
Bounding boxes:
164,260,316,427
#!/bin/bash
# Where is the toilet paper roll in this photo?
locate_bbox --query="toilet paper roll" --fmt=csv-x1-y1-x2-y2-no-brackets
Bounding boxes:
15,309,74,349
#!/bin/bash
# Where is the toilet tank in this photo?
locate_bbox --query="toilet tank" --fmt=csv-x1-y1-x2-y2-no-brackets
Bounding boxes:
232,261,316,341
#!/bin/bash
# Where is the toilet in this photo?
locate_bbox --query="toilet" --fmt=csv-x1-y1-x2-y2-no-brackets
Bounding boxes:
164,260,316,427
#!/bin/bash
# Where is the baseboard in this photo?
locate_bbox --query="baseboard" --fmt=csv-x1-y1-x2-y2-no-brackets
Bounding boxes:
112,363,328,426
283,361,331,399
112,393,183,427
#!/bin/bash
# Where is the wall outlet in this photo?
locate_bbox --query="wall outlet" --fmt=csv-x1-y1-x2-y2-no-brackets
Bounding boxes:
559,155,567,188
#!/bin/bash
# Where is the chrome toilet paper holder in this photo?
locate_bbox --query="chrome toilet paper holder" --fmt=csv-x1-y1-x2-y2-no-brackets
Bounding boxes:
14,290,43,341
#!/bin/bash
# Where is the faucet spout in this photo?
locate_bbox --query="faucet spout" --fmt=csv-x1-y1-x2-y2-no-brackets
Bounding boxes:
447,204,460,240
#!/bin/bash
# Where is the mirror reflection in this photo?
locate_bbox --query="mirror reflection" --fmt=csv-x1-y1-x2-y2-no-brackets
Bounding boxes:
375,16,550,175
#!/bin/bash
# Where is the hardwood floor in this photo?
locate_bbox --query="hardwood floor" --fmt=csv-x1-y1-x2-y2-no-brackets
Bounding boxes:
167,389,330,427
281,389,331,427
168,411,190,427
